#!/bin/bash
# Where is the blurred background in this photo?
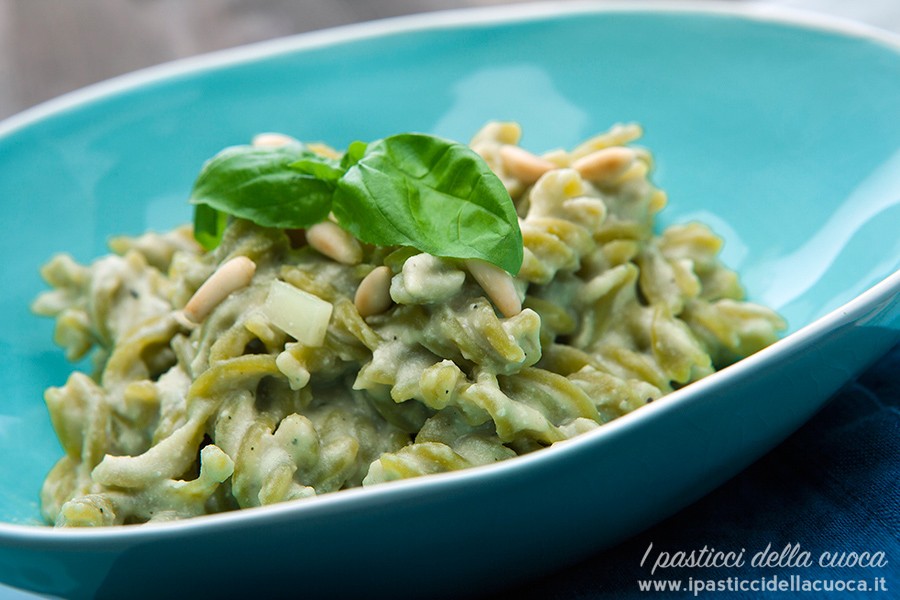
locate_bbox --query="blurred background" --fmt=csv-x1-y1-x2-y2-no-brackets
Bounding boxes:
2,0,900,121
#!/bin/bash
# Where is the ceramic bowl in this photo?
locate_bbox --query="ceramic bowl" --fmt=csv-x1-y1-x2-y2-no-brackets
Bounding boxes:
0,3,898,598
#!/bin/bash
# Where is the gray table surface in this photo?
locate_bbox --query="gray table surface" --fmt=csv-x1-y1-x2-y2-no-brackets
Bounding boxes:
1,1,898,598
2,0,900,122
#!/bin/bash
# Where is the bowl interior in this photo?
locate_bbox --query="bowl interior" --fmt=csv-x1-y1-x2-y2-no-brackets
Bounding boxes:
1,6,899,525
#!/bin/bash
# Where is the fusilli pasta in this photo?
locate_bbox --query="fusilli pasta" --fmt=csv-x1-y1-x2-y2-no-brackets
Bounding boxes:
33,123,785,526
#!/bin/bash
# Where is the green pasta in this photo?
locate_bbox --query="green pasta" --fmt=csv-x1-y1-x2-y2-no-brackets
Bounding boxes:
32,122,785,526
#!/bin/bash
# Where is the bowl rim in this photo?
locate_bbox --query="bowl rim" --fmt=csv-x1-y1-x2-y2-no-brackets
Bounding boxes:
1,0,898,543
2,0,900,138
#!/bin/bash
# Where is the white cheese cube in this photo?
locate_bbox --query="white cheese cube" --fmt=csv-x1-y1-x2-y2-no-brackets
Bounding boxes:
263,280,333,347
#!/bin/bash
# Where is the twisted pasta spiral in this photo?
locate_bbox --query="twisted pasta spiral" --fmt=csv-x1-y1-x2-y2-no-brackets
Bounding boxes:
33,123,784,526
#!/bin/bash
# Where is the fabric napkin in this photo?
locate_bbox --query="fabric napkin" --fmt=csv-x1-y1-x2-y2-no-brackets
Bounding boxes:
497,343,899,599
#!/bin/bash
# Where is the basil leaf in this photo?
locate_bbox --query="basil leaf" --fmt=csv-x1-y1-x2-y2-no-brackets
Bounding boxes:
193,203,229,251
189,133,524,275
331,134,523,274
341,141,368,169
290,153,344,182
190,145,333,232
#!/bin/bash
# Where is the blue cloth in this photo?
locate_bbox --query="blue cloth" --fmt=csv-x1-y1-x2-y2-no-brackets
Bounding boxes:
498,343,899,599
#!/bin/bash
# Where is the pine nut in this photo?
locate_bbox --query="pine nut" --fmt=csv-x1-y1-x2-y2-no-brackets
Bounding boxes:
572,147,636,183
183,256,256,323
499,145,556,184
306,221,363,265
251,133,297,148
354,266,394,317
465,258,521,318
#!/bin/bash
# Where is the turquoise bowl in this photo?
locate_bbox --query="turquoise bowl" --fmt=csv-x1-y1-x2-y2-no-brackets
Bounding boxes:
0,3,898,598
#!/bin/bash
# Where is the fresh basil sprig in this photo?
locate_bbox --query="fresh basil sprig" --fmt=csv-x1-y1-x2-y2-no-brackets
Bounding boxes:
189,133,523,275
191,144,334,249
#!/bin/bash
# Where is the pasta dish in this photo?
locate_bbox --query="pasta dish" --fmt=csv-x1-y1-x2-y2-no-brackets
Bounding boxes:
32,122,785,526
